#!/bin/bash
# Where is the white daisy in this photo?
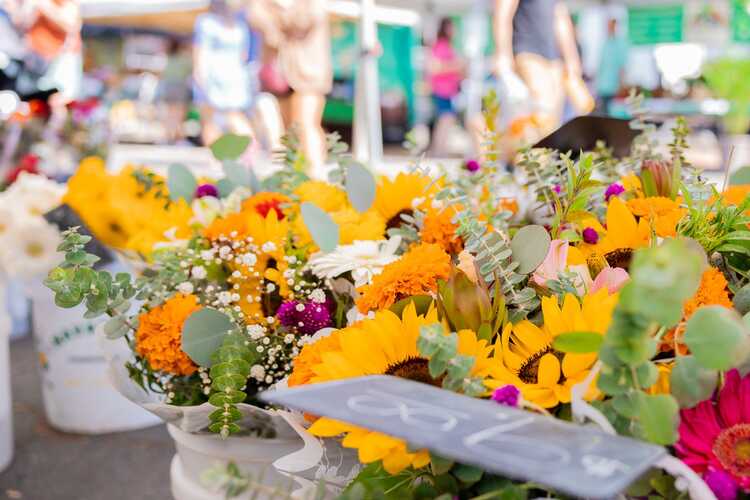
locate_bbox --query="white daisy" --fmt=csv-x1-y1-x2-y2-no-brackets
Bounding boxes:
0,218,62,278
307,236,401,288
3,172,64,218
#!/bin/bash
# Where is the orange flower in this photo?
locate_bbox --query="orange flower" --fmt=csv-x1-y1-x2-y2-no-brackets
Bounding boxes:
203,211,251,241
420,206,463,254
626,196,686,238
721,185,750,207
356,243,451,313
660,267,732,354
242,192,291,219
288,331,343,387
135,294,202,375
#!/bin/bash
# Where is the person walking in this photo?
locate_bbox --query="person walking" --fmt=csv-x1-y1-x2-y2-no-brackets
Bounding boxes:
427,17,464,157
250,0,332,172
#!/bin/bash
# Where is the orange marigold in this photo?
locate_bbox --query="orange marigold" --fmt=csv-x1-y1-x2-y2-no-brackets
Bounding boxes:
626,196,686,238
203,211,251,241
660,267,732,354
135,294,202,375
356,243,451,313
420,206,463,254
288,331,343,387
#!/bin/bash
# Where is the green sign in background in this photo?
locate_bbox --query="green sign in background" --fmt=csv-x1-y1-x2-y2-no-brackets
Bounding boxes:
628,5,684,45
732,0,750,42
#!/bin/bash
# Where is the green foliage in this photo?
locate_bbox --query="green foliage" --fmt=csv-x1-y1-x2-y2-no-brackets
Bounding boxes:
300,202,340,252
515,147,564,209
553,332,603,354
509,225,550,275
731,166,750,186
669,356,718,409
683,306,750,371
597,239,704,445
548,153,603,239
132,169,171,209
210,134,251,161
167,163,197,203
208,330,258,438
417,324,485,396
181,308,238,367
735,283,750,315
437,268,506,342
346,163,376,213
703,57,750,134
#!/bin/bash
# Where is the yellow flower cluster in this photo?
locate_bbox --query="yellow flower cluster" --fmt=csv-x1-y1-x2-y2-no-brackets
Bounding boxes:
63,157,192,256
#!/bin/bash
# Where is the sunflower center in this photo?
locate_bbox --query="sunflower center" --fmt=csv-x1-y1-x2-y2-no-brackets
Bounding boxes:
25,242,44,257
713,423,750,477
109,221,123,234
604,248,633,270
385,357,442,387
386,209,414,231
517,346,563,384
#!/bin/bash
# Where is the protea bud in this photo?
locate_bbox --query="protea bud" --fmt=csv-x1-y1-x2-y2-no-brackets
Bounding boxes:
437,266,493,337
640,159,679,199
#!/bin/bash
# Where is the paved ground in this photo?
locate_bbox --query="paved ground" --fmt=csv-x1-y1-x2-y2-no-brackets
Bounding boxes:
0,336,174,500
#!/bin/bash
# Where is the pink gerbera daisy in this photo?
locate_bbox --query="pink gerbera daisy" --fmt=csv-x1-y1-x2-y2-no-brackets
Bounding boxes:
677,369,750,500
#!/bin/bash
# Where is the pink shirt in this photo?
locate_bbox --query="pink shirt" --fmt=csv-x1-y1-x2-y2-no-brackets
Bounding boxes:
429,39,461,98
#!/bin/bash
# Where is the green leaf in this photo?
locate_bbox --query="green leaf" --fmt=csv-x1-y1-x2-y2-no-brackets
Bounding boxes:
216,178,237,198
510,225,551,275
734,284,750,316
453,464,483,484
429,453,454,475
730,166,750,186
553,331,603,353
167,163,197,202
683,305,750,371
300,202,339,253
346,163,376,213
390,295,433,318
182,308,236,367
103,316,129,339
637,393,679,445
210,134,251,161
223,160,250,188
670,356,718,408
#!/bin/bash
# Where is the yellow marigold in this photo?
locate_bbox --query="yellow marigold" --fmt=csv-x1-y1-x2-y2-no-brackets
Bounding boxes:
294,181,348,213
626,196,686,238
135,294,202,376
356,243,451,313
420,206,463,254
660,267,732,354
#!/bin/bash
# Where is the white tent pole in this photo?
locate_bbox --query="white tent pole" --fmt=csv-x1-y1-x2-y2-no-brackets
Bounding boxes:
353,0,383,165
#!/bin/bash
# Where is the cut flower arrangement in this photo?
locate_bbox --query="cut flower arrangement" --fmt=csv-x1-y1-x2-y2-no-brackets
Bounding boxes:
45,120,750,499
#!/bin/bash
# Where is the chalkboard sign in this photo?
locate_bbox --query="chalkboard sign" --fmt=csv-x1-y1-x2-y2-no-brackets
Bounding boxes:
262,376,666,499
628,5,684,45
533,116,640,159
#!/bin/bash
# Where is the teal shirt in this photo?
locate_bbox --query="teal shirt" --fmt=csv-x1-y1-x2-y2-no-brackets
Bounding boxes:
597,36,628,97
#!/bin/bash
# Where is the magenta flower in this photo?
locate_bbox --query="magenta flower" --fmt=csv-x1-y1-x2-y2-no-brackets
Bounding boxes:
492,385,520,407
582,227,599,244
604,183,625,201
465,159,481,173
553,184,562,194
677,369,750,498
195,183,219,198
276,299,332,335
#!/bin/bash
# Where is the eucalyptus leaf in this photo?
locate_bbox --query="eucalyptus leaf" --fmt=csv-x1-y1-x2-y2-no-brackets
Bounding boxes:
730,166,750,186
670,356,718,408
210,134,250,161
300,202,339,253
637,393,679,445
553,331,603,353
683,306,750,371
223,160,251,188
182,308,236,367
510,225,551,275
167,163,197,202
345,163,376,213
216,178,237,198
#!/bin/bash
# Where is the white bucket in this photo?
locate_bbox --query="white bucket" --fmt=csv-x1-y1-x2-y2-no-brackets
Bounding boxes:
0,281,13,472
27,279,160,434
168,424,306,500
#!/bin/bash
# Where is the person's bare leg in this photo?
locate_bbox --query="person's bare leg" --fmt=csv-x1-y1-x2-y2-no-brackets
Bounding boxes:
200,105,221,146
430,113,457,157
515,53,565,136
252,93,285,151
291,92,326,172
227,110,254,139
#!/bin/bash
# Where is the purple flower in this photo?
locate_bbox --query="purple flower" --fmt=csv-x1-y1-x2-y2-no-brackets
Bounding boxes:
195,183,219,198
604,183,625,202
582,227,599,245
491,385,520,407
704,469,739,500
465,159,481,173
553,184,562,194
276,299,332,335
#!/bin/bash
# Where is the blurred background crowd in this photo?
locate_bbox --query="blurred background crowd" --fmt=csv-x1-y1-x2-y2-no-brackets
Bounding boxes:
1,0,750,176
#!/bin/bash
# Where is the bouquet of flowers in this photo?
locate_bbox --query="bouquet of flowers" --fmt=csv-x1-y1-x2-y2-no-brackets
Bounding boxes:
44,116,750,499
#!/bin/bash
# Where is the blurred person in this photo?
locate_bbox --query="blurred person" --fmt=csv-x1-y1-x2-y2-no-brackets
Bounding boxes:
427,17,465,157
493,0,593,135
159,38,192,143
596,17,627,115
250,0,332,171
26,0,82,102
193,0,254,145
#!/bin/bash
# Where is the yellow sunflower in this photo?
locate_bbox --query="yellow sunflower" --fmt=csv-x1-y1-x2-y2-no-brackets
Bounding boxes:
579,196,650,268
294,181,348,213
373,172,437,228
488,288,618,408
292,206,386,251
298,303,494,473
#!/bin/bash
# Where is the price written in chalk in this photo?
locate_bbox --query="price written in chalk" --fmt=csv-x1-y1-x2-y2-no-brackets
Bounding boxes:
261,375,665,499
